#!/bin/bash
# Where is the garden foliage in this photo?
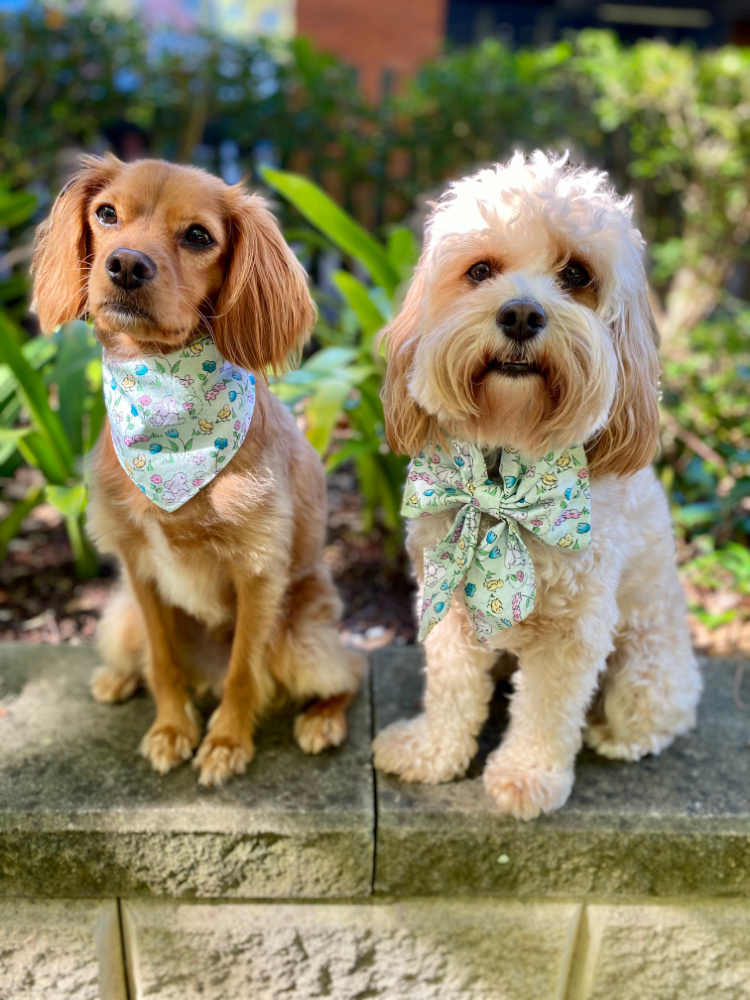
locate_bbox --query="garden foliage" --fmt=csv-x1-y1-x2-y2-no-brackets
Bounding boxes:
0,7,748,608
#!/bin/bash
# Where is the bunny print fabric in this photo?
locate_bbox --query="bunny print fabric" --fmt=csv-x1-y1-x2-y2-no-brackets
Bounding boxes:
102,336,256,510
403,440,591,644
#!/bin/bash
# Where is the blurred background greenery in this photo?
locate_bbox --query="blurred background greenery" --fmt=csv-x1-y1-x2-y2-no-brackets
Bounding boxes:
0,1,748,651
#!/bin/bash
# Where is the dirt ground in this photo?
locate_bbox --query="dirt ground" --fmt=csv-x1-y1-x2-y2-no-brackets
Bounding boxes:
0,469,416,650
1,467,748,658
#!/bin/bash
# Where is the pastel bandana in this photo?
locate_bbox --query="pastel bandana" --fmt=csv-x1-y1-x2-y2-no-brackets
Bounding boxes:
102,336,256,510
403,440,591,644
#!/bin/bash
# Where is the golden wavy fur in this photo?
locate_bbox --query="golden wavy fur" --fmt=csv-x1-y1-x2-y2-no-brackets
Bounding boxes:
33,156,362,786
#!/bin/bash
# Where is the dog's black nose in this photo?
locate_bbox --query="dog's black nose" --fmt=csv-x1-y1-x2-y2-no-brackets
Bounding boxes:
105,249,157,290
497,299,547,342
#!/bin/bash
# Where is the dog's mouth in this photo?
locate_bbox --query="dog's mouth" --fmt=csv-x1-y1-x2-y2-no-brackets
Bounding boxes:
100,301,158,327
486,357,542,378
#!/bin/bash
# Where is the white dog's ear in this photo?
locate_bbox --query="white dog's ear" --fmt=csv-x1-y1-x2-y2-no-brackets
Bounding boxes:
379,267,437,456
587,284,660,477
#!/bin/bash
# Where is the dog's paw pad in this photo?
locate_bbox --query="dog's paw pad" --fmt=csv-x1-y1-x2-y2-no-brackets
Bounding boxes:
141,726,196,775
91,666,141,704
373,716,473,784
294,708,347,755
483,759,573,820
195,736,253,788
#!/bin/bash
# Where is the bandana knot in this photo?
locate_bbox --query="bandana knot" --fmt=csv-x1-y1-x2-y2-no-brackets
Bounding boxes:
403,440,591,644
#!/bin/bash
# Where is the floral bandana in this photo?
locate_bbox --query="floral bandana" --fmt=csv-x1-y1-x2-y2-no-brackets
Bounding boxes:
102,336,256,510
403,440,591,644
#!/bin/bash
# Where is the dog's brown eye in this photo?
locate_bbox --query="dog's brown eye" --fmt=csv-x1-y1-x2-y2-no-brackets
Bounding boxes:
467,261,493,283
560,262,592,288
95,205,117,226
184,225,214,248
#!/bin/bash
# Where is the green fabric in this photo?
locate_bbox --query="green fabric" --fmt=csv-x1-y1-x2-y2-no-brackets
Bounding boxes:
102,336,256,510
402,440,591,644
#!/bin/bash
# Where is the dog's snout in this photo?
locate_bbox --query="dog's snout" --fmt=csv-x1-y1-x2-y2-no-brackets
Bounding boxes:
497,299,547,342
105,249,157,291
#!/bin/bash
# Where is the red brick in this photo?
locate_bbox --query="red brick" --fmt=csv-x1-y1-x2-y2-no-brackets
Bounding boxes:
297,0,447,100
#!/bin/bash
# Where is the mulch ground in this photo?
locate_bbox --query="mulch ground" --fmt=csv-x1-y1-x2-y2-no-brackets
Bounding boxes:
1,467,748,658
0,468,416,650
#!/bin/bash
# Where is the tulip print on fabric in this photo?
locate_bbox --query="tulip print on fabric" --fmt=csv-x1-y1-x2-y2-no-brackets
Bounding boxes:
102,336,255,511
403,440,591,644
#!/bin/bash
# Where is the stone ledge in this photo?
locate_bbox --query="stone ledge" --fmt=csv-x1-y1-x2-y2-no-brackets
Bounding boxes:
0,644,373,899
373,648,750,898
2,643,750,903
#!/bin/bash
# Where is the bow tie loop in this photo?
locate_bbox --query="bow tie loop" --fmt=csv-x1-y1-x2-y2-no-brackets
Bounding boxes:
403,440,591,644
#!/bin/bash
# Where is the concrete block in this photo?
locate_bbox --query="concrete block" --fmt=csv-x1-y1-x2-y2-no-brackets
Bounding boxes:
0,643,373,899
123,898,581,1000
373,648,750,897
0,899,125,1000
568,902,750,999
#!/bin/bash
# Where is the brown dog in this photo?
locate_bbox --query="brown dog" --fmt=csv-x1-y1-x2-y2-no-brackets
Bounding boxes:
32,155,362,786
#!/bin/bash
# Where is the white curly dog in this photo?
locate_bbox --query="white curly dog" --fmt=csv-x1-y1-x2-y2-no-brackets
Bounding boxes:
373,152,702,820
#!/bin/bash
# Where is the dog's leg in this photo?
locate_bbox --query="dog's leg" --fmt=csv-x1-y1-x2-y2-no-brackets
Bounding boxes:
585,565,701,760
267,567,364,754
195,572,282,787
119,559,201,775
91,585,145,704
482,608,617,819
373,606,496,783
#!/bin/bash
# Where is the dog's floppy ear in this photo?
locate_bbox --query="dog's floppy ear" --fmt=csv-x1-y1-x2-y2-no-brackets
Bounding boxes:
586,282,661,477
212,191,315,373
379,266,437,456
32,154,121,332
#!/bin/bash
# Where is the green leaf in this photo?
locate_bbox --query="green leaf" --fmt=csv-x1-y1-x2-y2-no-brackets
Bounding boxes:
332,270,388,340
303,346,359,375
51,321,99,456
46,482,88,518
0,485,44,561
261,168,400,295
0,188,37,229
85,382,107,454
304,377,353,453
0,312,73,480
386,226,419,276
325,438,376,473
15,429,69,485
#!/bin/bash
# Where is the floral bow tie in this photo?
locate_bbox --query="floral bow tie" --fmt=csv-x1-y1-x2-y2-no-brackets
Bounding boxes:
402,440,591,644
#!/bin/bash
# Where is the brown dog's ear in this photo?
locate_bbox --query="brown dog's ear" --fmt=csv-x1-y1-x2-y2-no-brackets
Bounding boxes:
586,283,661,478
212,192,316,373
379,266,437,456
32,154,122,332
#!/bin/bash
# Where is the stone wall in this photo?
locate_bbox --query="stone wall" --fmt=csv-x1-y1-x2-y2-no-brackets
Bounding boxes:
1,644,749,999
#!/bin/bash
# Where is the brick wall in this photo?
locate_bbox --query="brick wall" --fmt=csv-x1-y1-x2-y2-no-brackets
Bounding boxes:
296,0,447,100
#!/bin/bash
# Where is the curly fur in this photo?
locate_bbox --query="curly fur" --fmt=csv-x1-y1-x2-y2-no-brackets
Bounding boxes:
373,152,701,819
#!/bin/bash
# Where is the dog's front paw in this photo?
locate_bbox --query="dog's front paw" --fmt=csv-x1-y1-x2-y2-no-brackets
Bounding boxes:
372,715,474,784
483,752,574,820
141,720,199,775
195,734,254,788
